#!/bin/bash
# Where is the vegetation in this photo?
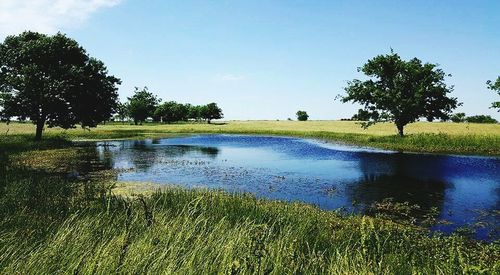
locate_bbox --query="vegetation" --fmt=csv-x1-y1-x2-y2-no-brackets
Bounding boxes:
1,188,498,274
296,110,309,121
341,50,459,136
154,101,189,123
127,87,161,125
450,113,498,124
0,31,120,140
450,112,466,123
0,146,498,274
487,76,500,111
1,120,499,155
465,115,498,124
202,102,224,124
119,90,224,125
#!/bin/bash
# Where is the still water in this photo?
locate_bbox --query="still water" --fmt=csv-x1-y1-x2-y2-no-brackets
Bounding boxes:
96,134,499,239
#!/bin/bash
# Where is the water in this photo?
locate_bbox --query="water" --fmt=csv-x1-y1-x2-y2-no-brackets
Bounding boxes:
96,134,500,239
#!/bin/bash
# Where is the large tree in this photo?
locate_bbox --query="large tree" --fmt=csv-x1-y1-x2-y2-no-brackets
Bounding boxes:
201,103,223,124
127,87,160,125
0,32,120,140
341,51,459,136
487,76,500,111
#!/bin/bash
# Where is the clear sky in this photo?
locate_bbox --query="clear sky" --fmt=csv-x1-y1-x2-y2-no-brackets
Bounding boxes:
1,0,499,120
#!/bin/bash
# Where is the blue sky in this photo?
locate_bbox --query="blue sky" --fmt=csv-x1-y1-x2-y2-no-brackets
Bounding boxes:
1,0,499,120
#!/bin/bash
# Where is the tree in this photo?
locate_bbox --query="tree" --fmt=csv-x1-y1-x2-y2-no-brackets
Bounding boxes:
115,102,129,123
201,103,223,124
127,87,160,125
154,101,188,123
296,110,309,121
341,51,459,136
0,32,120,140
187,105,202,121
450,113,466,123
465,115,498,124
487,76,500,111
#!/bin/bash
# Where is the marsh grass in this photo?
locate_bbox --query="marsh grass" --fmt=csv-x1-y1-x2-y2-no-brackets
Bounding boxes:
1,186,499,274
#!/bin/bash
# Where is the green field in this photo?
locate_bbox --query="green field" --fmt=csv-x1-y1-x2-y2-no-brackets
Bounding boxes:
2,120,500,155
1,122,500,273
2,187,499,274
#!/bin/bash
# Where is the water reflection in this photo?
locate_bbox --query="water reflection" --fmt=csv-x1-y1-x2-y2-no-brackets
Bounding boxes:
102,135,499,240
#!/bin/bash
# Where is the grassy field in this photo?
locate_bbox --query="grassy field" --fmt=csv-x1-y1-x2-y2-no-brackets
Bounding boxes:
1,126,499,274
1,120,500,155
1,185,499,274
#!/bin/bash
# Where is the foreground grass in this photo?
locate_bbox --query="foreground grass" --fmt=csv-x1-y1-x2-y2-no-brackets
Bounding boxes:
1,139,499,273
1,120,500,155
1,186,499,274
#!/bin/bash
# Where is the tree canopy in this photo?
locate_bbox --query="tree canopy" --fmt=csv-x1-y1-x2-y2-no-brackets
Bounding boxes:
154,101,188,123
127,87,160,125
296,110,309,121
201,103,223,124
487,76,500,111
0,31,120,140
341,51,459,136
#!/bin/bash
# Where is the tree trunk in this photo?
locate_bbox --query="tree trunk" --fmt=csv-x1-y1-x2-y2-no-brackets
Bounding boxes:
207,119,211,124
397,124,404,137
35,120,44,141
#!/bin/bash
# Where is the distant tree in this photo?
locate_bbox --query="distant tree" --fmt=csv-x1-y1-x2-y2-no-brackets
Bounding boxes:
187,105,202,121
154,101,188,123
465,115,498,124
127,87,160,125
201,103,223,124
296,110,309,121
450,113,466,123
487,76,500,111
0,31,120,140
115,102,129,123
341,51,459,136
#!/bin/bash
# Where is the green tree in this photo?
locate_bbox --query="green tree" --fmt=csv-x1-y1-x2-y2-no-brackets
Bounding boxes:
0,32,120,140
465,115,498,124
341,51,459,136
201,103,223,124
127,87,160,125
487,76,500,111
187,105,202,121
296,110,309,121
115,102,129,123
154,101,188,123
450,113,466,123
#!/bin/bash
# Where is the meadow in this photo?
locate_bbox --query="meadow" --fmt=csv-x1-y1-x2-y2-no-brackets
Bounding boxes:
1,121,499,274
1,120,500,155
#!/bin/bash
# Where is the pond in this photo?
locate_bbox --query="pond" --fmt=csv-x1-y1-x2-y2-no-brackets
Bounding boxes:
96,134,500,240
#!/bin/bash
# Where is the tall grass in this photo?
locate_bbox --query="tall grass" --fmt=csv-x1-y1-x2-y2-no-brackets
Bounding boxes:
0,188,498,274
0,137,499,273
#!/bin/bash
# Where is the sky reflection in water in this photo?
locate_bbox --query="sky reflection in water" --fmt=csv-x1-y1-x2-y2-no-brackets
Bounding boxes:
96,135,500,239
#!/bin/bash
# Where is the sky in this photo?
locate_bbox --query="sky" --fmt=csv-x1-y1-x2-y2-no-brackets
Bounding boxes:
0,0,499,120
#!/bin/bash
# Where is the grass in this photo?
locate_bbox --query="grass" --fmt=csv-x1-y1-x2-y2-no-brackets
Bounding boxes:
1,186,499,274
1,120,500,155
0,133,499,273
